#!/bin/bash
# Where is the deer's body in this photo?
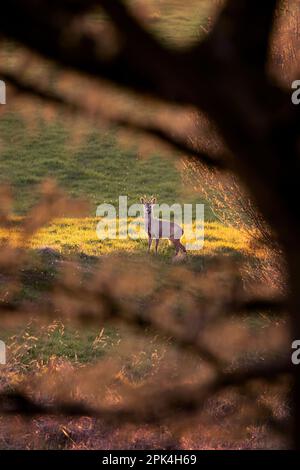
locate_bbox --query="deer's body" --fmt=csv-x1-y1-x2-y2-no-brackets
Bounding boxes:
141,196,186,256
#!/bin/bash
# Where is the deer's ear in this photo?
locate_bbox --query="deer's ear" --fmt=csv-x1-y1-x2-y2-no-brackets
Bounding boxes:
140,197,145,204
152,197,157,204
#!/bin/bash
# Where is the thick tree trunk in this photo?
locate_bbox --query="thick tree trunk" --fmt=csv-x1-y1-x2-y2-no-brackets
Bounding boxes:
285,249,300,448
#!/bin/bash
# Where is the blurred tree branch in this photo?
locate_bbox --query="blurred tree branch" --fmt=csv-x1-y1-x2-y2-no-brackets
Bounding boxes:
0,68,225,168
0,358,290,425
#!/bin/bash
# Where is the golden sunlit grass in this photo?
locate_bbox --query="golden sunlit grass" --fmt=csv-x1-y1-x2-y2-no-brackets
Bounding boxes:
1,218,250,257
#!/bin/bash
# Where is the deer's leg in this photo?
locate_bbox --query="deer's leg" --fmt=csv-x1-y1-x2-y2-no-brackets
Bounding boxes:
147,236,152,253
179,241,187,254
155,238,159,254
170,238,180,256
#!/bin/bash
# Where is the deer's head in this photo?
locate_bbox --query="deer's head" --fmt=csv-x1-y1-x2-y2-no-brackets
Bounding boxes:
140,195,157,216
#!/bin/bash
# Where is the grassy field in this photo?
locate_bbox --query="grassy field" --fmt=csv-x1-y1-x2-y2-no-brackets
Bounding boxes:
0,214,252,372
127,0,213,46
0,1,279,449
0,0,233,381
0,113,216,218
1,218,248,257
0,111,252,374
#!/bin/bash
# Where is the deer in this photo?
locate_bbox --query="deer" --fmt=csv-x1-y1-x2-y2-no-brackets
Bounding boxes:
140,195,187,257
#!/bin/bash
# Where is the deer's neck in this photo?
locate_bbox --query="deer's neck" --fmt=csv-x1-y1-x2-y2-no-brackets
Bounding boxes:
144,210,155,232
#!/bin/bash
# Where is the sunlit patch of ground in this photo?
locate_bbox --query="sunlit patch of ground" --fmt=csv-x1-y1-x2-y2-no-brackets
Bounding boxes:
0,218,251,258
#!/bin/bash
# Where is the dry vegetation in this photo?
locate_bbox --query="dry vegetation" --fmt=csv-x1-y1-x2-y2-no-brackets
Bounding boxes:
0,180,289,450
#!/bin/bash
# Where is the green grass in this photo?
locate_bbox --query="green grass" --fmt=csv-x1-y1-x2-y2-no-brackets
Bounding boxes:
129,0,211,46
0,113,215,219
4,321,119,367
101,0,212,47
